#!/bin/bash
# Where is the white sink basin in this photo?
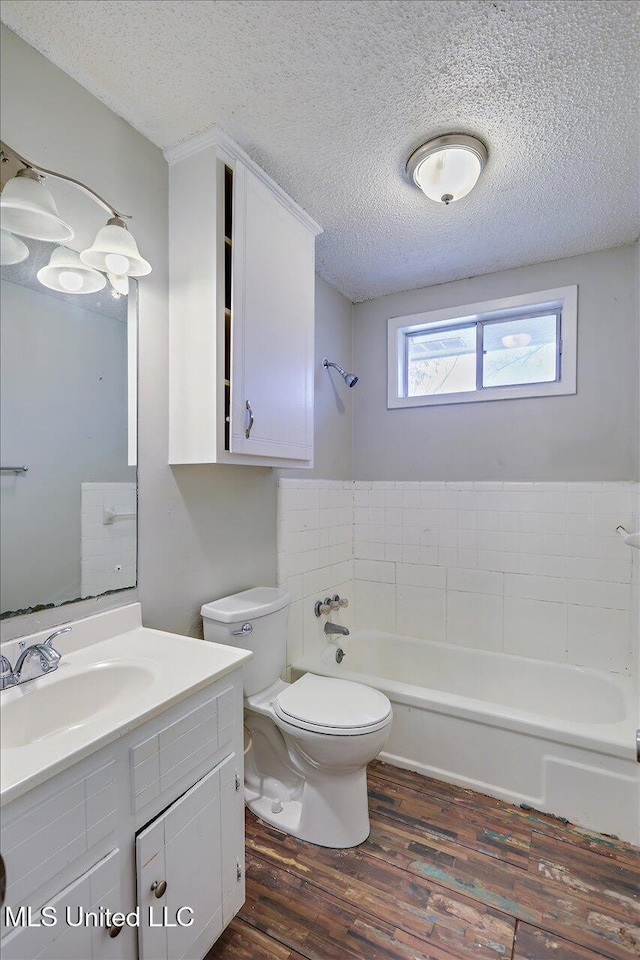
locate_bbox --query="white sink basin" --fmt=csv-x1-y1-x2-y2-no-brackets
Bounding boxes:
0,608,252,806
1,662,155,749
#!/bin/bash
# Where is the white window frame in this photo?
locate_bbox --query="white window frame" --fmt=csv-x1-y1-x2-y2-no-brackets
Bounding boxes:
387,285,577,409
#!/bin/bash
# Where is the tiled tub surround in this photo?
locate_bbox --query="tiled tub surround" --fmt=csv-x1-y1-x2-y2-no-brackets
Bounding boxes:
279,478,640,843
277,480,354,673
278,479,639,676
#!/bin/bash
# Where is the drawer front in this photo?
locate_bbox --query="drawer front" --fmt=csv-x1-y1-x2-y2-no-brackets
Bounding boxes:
130,684,234,817
1,848,127,960
1,759,117,917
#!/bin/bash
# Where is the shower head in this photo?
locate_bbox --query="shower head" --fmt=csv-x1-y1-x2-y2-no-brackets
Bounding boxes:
323,358,359,388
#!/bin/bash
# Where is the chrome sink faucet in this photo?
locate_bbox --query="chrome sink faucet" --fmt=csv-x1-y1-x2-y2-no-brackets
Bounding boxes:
0,627,71,690
324,622,349,637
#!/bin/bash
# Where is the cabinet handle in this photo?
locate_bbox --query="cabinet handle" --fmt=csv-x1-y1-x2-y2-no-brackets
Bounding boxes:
151,879,167,898
245,400,254,439
107,923,123,938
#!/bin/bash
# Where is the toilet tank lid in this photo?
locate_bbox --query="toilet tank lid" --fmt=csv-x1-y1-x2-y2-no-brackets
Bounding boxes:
201,587,290,623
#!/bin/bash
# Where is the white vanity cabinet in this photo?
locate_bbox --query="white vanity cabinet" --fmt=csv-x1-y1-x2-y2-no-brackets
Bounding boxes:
166,127,322,467
0,670,245,960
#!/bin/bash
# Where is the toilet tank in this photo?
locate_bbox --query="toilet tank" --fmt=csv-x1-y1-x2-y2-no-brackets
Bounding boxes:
201,587,290,696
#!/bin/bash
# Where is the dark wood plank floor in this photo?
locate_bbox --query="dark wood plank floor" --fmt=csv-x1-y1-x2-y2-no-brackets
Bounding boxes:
207,761,640,960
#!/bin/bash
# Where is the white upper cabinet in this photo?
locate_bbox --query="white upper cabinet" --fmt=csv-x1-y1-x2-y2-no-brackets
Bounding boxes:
166,128,321,466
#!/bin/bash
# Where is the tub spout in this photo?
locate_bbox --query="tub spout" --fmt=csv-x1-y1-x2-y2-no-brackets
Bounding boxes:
325,622,349,637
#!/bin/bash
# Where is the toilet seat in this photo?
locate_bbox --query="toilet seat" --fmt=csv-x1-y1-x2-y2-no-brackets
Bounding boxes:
274,673,391,736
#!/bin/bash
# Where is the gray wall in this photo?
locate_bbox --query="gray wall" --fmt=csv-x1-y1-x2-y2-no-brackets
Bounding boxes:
0,26,353,640
353,245,639,481
281,276,354,482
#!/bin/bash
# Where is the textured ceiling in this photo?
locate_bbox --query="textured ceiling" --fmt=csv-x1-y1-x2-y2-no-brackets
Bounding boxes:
2,0,639,301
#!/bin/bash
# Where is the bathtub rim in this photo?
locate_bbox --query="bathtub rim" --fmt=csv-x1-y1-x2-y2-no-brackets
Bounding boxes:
292,630,638,763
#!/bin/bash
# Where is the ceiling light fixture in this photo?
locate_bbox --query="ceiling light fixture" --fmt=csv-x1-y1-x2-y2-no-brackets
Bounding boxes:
501,333,532,348
406,134,488,205
37,247,107,294
0,139,151,284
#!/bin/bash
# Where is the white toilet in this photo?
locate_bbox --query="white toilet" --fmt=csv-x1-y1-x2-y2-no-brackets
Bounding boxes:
201,587,392,848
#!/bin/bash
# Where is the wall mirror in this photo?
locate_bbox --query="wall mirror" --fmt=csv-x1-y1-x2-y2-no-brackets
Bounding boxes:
0,228,137,618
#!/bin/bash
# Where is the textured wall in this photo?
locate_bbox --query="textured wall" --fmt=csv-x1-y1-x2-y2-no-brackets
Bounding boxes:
352,245,639,481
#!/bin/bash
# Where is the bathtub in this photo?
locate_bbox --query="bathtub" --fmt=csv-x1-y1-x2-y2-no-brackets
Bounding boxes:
292,631,640,845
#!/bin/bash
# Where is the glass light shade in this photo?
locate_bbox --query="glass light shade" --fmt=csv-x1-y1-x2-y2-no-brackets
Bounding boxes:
81,221,151,277
0,173,74,241
0,228,29,265
37,246,106,294
407,135,488,204
108,272,129,296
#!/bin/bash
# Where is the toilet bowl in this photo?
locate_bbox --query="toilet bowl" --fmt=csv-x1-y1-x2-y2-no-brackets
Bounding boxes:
201,587,392,848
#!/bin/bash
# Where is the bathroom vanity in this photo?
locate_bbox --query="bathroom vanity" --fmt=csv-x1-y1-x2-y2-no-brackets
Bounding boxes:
0,604,250,960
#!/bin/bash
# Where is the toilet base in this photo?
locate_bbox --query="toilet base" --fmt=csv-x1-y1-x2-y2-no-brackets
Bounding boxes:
245,765,370,848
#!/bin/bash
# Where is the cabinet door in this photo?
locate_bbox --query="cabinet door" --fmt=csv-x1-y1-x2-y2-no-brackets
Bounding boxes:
136,754,240,960
0,849,127,960
231,162,314,461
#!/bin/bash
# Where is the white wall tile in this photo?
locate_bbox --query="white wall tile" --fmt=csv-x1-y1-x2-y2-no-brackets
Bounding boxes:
567,579,630,610
396,585,446,642
504,574,567,603
354,580,395,631
447,568,503,596
446,592,503,651
568,605,631,672
354,559,395,583
278,478,636,675
503,598,567,662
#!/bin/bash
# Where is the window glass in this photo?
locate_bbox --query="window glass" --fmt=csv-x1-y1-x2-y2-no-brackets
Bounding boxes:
482,314,558,388
406,324,476,396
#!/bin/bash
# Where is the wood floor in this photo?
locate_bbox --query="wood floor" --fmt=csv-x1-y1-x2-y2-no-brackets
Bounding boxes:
207,761,640,960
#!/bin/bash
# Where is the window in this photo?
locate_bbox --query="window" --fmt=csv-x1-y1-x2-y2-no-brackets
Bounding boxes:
388,286,577,409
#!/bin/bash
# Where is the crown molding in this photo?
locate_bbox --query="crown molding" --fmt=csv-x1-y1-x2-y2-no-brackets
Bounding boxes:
164,126,322,236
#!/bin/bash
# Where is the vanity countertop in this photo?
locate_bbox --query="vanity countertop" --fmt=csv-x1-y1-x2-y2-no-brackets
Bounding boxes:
0,608,251,805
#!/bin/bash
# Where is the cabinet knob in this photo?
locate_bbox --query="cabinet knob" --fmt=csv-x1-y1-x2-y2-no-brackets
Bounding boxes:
107,922,123,938
151,879,167,898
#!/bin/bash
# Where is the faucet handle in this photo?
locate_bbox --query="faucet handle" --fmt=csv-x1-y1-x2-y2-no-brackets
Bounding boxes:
333,594,349,609
314,599,331,617
327,596,340,611
0,656,17,690
44,627,72,647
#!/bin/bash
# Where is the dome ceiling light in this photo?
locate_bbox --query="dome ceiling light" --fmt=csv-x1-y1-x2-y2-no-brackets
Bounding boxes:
406,134,488,205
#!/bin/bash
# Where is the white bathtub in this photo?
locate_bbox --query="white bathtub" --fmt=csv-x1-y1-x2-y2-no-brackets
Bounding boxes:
292,630,640,845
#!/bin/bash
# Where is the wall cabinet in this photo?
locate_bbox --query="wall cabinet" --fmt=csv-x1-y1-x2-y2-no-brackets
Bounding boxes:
166,127,321,467
0,673,245,960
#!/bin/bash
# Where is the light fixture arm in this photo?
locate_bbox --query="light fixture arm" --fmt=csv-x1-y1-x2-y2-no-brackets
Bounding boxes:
0,140,131,221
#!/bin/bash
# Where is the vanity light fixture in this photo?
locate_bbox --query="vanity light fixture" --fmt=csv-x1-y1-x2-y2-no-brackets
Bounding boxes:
0,166,74,240
0,228,29,265
406,134,488,205
0,139,151,283
80,217,151,278
37,247,106,294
